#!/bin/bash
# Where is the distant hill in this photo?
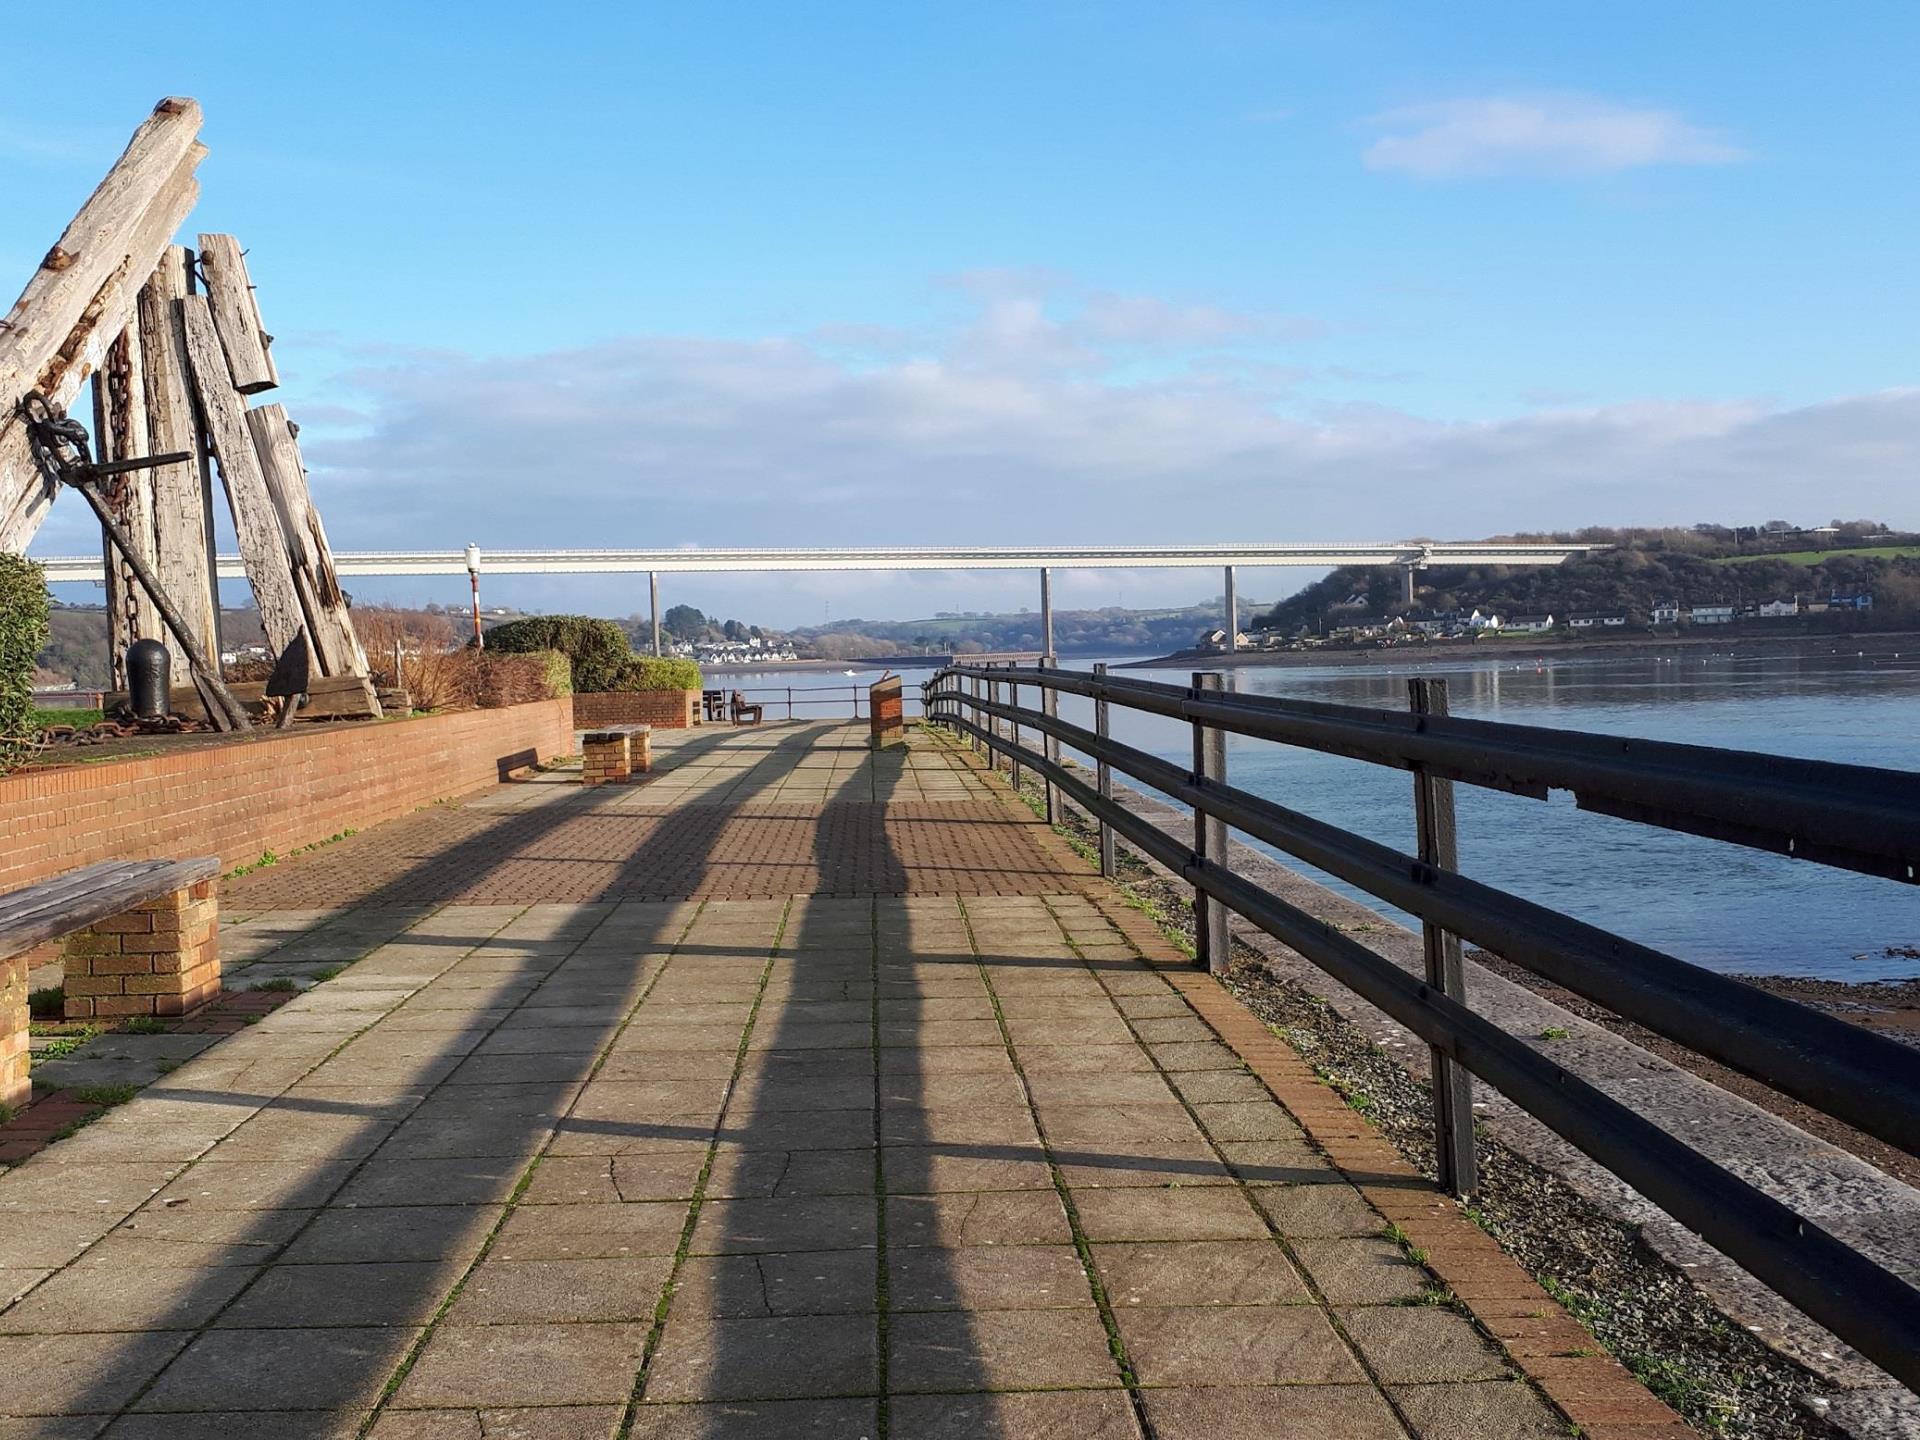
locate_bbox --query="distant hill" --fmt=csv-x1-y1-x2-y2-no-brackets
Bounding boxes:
791,599,1267,659
1259,524,1920,635
36,604,268,688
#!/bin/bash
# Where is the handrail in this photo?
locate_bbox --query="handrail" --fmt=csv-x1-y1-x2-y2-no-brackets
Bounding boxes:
951,685,1920,1153
923,662,1920,1391
943,662,1920,883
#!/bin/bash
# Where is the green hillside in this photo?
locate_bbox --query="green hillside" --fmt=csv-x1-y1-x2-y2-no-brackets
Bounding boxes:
1259,525,1920,634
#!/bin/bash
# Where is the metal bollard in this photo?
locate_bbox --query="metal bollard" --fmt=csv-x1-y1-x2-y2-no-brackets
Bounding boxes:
1409,677,1478,1197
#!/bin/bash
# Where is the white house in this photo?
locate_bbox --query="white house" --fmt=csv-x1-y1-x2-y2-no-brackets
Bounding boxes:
1651,601,1681,625
1690,605,1735,625
1755,599,1799,619
1502,615,1555,634
1568,612,1628,629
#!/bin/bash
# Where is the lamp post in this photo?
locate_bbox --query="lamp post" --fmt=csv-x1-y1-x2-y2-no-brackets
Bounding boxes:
465,543,483,649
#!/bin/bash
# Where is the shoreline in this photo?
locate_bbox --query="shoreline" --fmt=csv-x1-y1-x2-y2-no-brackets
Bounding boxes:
1126,628,1920,670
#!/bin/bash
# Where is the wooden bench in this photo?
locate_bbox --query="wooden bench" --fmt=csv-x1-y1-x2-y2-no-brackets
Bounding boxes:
580,725,652,785
730,692,764,726
1,857,222,1111
702,689,727,724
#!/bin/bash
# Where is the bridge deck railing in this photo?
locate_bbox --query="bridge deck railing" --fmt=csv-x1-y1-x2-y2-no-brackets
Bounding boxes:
922,660,1920,1390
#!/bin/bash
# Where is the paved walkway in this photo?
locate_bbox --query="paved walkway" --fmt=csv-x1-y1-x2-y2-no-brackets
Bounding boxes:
0,724,1672,1438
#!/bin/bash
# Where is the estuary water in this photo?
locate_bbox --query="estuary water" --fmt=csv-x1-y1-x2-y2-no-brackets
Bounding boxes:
719,650,1920,980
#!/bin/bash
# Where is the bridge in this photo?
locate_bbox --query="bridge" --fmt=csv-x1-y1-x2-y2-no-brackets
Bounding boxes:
33,538,1601,655
31,539,1599,582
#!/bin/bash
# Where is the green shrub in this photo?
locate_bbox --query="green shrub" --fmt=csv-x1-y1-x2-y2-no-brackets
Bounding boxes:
610,655,702,692
530,648,572,696
0,554,50,771
484,616,631,691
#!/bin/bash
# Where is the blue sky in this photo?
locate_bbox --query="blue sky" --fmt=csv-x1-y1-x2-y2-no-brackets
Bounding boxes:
6,2,1917,624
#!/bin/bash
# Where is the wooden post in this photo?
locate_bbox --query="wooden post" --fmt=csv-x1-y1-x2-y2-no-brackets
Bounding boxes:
1,101,205,550
179,295,307,662
194,234,278,393
248,403,374,694
139,245,219,674
1409,677,1478,1196
1192,671,1230,973
1094,662,1115,877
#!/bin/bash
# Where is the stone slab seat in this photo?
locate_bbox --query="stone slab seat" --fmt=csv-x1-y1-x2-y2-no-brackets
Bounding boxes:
0,857,223,1107
579,725,653,786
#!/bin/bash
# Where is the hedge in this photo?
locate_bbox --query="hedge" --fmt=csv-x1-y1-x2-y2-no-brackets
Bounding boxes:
528,648,572,697
610,655,702,692
484,616,629,691
0,554,50,771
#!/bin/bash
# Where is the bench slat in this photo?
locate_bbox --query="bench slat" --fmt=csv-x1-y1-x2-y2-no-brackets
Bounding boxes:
0,857,221,961
0,861,186,928
0,860,217,934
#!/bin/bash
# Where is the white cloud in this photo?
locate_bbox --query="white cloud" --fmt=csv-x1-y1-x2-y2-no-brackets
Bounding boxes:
1363,94,1747,178
27,283,1914,625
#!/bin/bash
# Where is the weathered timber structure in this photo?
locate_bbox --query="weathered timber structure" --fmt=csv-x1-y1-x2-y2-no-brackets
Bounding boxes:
1,97,375,714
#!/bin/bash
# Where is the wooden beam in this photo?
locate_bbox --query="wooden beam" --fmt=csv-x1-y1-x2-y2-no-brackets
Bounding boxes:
194,234,277,394
179,294,306,661
138,246,219,671
0,98,204,550
107,673,380,724
93,326,160,686
248,403,378,705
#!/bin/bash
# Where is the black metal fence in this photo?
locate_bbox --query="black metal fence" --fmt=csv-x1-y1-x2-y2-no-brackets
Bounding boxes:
922,659,1920,1391
707,684,929,722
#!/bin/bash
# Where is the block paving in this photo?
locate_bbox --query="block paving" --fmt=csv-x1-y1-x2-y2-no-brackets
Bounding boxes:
0,723,1687,1437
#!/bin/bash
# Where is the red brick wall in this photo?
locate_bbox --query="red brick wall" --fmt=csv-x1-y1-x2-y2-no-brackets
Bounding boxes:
0,698,573,893
571,690,698,728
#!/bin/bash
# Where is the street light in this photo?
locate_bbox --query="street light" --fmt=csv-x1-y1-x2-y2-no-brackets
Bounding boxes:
465,543,483,648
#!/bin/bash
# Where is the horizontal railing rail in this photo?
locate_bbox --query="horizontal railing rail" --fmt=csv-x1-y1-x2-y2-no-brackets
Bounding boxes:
706,684,926,722
922,661,1920,1391
946,663,1920,883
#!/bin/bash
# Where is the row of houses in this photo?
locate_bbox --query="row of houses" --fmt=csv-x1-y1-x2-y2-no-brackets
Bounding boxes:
1246,590,1877,648
664,636,801,664
1650,593,1873,625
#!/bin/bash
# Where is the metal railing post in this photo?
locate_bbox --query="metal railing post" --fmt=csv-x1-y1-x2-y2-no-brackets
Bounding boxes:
1094,662,1115,876
1192,671,1230,972
989,672,1003,769
1041,655,1059,825
1009,669,1024,794
1409,676,1478,1197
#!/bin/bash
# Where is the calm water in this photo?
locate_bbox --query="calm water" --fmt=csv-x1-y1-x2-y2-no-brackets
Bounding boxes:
719,651,1920,980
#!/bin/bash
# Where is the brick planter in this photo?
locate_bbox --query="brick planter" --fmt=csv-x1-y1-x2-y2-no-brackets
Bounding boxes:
0,698,573,894
572,689,698,729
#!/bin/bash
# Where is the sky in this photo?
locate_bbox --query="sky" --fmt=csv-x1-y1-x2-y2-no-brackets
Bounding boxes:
6,2,1918,626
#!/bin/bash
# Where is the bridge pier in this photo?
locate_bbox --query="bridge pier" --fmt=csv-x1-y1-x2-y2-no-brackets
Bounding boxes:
1039,566,1053,660
1224,564,1238,651
649,570,661,657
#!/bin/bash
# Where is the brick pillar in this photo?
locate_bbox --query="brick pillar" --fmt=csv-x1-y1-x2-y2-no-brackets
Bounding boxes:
62,878,220,1021
1,951,27,1114
582,731,632,786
